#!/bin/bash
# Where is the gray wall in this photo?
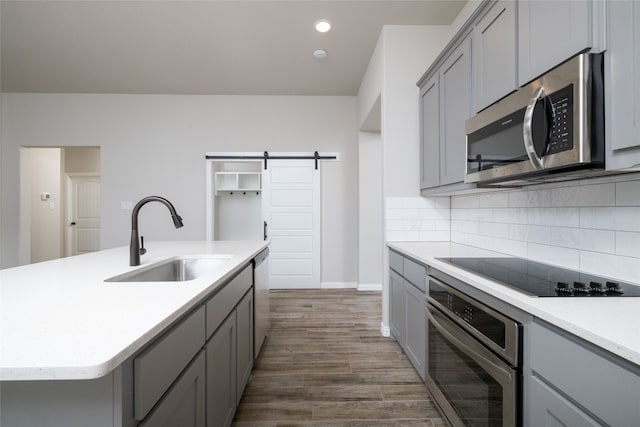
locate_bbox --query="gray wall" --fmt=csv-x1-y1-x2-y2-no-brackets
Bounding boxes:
1,94,358,285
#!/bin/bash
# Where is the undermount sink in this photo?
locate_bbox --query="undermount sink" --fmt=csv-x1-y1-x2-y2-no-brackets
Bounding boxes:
105,255,233,283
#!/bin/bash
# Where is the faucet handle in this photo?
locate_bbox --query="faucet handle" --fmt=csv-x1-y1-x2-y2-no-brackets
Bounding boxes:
140,236,147,255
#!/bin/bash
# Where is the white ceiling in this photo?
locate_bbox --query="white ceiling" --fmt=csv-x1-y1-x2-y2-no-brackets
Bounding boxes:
1,1,467,96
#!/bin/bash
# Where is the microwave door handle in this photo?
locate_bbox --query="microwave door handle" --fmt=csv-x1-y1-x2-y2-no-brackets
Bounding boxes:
523,86,545,170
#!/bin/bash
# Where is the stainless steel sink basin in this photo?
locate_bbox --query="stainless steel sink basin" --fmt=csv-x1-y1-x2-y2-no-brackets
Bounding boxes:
105,256,233,282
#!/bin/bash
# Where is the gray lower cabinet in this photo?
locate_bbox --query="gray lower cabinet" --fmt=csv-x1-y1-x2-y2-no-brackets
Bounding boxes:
388,250,427,380
140,351,206,427
206,312,237,427
236,289,254,404
527,320,640,426
389,268,406,345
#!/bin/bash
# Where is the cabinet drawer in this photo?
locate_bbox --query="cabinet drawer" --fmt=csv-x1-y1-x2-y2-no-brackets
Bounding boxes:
389,250,403,275
530,320,640,425
403,257,427,292
206,265,252,339
134,306,206,420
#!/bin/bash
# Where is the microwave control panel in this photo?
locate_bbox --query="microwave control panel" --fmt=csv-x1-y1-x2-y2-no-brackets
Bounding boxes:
544,85,574,155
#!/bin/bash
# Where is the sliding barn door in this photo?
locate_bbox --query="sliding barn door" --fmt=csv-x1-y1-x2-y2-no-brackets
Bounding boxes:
262,160,320,289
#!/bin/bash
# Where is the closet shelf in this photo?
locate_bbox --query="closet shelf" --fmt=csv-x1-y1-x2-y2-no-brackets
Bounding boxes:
215,172,262,195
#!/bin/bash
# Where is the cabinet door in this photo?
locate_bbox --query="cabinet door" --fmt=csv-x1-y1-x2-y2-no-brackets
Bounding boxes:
139,351,206,427
206,313,237,427
605,0,640,170
403,282,425,380
440,36,471,186
420,74,440,189
529,376,600,427
473,0,517,112
518,0,591,85
236,289,254,405
389,269,405,346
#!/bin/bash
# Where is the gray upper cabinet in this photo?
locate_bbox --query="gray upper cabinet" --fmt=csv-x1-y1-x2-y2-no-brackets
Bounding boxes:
605,0,640,170
518,0,592,85
472,0,517,112
419,74,440,190
440,36,472,186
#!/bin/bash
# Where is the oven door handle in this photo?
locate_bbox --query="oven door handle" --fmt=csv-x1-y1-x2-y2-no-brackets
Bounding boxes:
428,306,514,384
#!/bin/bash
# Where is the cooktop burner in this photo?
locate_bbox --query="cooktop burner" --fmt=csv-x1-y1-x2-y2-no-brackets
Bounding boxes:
436,257,640,297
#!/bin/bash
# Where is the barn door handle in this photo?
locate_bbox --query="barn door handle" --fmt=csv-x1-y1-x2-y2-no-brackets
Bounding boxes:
263,221,268,241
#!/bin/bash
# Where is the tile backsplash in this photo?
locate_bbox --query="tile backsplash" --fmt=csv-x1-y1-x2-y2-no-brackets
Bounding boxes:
386,173,640,283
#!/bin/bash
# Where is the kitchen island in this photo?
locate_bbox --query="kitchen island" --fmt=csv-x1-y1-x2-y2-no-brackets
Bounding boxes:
1,240,268,427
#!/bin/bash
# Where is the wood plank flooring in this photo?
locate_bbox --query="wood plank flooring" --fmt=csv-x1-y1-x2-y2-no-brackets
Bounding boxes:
232,289,446,426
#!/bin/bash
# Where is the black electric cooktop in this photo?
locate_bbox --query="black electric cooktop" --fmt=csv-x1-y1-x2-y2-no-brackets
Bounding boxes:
436,257,640,297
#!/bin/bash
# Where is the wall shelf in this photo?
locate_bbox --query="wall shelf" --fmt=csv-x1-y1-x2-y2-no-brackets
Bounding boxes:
214,172,262,195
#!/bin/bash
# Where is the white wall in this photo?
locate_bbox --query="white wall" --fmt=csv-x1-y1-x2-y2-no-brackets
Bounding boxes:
358,131,383,289
1,94,358,285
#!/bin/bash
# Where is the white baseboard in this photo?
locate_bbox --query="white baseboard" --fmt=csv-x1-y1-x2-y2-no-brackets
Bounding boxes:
320,282,357,289
357,283,382,291
380,322,391,337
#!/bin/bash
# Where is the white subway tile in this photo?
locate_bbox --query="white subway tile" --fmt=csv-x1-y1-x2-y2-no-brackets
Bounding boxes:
527,189,551,207
510,208,529,224
508,191,529,208
450,231,468,244
527,243,580,270
385,197,426,209
420,208,449,220
419,230,450,241
420,219,436,231
386,230,420,242
467,233,491,250
508,224,528,241
551,186,580,207
613,207,640,232
435,220,451,231
580,251,640,283
549,227,580,249
578,183,616,207
451,194,480,209
451,209,468,220
579,207,616,230
577,229,615,254
492,238,527,257
386,219,410,231
431,197,451,209
616,180,640,206
528,208,551,225
479,192,509,208
386,208,420,220
548,208,580,227
615,232,640,258
526,225,551,244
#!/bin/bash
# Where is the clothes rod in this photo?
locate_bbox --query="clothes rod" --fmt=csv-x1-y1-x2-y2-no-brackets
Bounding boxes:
205,151,337,170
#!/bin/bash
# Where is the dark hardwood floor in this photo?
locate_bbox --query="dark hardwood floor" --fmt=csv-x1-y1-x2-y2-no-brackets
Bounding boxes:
232,289,446,426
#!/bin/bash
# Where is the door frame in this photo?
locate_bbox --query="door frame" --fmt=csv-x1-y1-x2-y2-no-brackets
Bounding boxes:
64,172,101,257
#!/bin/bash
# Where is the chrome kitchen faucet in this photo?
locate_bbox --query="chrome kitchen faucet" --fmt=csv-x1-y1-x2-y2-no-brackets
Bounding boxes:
130,196,184,266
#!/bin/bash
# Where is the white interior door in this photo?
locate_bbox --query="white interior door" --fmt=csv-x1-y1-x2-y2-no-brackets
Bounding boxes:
262,160,320,289
66,175,101,256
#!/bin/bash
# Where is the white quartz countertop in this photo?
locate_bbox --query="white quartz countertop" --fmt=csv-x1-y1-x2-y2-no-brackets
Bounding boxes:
0,241,268,381
387,242,640,366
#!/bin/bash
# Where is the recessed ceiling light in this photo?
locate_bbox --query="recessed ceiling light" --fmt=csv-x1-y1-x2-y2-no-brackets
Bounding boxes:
314,19,331,33
313,49,328,59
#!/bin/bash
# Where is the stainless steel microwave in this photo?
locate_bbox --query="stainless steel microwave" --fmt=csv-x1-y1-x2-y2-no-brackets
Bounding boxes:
465,53,604,185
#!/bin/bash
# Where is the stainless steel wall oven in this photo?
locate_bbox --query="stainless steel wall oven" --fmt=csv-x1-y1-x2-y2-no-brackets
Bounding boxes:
425,275,522,426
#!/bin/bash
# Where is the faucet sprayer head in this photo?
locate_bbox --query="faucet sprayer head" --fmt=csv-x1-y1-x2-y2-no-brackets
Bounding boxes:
172,214,184,228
